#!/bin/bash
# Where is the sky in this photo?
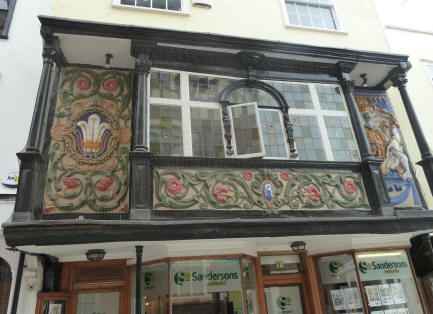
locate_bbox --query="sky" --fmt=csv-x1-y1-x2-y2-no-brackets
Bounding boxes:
374,0,433,33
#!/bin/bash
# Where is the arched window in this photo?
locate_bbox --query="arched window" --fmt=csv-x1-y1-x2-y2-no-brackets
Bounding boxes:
0,258,12,314
220,79,297,158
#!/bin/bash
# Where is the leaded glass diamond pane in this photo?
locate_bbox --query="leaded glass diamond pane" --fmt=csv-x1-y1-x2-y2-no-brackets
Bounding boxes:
316,85,345,111
292,115,326,161
229,88,279,107
189,75,234,102
150,104,183,156
259,110,287,158
150,71,180,99
324,116,360,161
231,103,263,156
190,108,225,158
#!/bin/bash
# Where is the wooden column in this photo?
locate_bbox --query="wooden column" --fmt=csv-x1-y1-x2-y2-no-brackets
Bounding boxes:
135,246,143,314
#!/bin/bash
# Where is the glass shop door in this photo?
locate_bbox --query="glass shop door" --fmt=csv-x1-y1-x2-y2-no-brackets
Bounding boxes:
264,285,305,314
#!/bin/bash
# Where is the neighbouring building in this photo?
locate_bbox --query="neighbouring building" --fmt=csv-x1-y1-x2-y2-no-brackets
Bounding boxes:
0,0,54,313
3,0,433,313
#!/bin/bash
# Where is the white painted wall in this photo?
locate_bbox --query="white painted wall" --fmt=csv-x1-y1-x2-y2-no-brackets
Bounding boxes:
0,0,53,195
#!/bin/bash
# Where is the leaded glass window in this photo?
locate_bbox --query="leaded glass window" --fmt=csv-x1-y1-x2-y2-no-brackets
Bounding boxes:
324,116,359,161
271,82,314,109
259,110,287,158
189,75,233,102
150,71,181,99
229,87,280,107
316,84,345,111
149,104,183,156
292,115,326,161
190,108,225,157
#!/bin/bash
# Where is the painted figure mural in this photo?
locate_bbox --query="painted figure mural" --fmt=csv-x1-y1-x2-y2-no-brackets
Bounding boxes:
354,90,421,207
43,68,132,214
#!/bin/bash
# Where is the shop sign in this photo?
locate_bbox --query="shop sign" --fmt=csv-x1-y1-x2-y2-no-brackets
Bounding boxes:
142,262,168,296
170,259,242,295
1,171,18,188
318,254,357,285
356,252,412,281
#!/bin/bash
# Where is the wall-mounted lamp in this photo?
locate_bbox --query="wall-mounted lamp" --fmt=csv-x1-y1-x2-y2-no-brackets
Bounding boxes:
192,0,212,8
290,241,306,253
360,73,368,87
85,249,106,262
105,53,113,69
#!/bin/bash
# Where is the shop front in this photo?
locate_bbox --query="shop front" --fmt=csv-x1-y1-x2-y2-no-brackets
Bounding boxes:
34,245,428,314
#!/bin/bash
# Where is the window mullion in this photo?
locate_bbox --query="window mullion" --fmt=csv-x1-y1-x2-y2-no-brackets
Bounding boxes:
181,72,193,156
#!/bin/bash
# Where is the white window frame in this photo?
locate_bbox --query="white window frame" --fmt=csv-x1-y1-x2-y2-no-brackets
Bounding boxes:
280,0,347,34
422,61,433,87
148,68,359,162
112,0,190,15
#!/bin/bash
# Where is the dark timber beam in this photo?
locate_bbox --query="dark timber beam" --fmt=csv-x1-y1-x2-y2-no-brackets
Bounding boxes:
390,62,433,196
129,41,155,220
135,246,143,314
337,62,394,216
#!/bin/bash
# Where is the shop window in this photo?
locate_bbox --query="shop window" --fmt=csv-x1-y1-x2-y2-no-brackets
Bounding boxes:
0,0,17,39
242,259,260,314
149,69,359,161
317,254,364,314
77,292,120,313
355,250,423,313
317,251,424,313
114,0,187,13
281,0,341,31
0,258,12,314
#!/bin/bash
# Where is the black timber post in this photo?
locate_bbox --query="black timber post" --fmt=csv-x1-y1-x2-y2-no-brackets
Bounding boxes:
10,252,25,314
135,245,143,314
13,33,60,222
337,62,394,216
129,41,155,220
390,62,433,196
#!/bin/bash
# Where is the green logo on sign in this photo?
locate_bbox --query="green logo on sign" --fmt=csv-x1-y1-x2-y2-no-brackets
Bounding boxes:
277,296,292,310
174,272,188,286
358,261,371,274
329,262,344,274
144,271,155,287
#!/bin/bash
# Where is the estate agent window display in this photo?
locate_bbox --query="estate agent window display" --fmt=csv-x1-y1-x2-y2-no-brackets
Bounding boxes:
317,250,424,314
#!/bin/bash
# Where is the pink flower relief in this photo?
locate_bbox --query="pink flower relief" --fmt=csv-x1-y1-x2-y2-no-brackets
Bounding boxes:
96,176,115,192
280,172,291,181
305,185,321,203
76,77,91,90
343,179,357,195
120,204,129,213
166,178,183,195
62,176,80,189
213,185,233,203
103,79,118,92
242,171,254,181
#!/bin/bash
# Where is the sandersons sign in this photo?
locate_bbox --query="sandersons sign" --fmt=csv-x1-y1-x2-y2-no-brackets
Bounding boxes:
318,254,357,285
356,252,412,281
171,259,242,294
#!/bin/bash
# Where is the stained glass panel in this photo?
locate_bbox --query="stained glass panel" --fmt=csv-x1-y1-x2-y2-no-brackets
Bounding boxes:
189,75,234,102
259,110,287,158
292,115,326,161
150,71,181,99
324,116,359,161
271,82,313,109
229,88,279,107
190,108,225,158
150,104,183,156
316,85,345,111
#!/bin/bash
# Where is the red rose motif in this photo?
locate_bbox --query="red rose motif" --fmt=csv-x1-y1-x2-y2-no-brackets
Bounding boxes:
305,185,321,203
104,79,118,92
280,172,291,181
76,78,90,90
120,204,129,213
343,179,357,194
166,178,182,195
243,171,254,181
62,176,80,189
213,185,233,203
96,176,115,192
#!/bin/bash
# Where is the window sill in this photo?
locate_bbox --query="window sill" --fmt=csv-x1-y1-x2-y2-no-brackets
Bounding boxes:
112,4,190,16
284,24,349,35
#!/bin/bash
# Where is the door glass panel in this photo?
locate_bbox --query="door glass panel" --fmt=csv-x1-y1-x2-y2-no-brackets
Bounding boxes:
170,258,245,314
242,259,259,314
260,255,301,275
265,285,304,314
76,292,120,314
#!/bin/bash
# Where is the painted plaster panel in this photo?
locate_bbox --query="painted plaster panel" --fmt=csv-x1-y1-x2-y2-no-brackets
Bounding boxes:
154,168,370,213
44,67,132,214
354,90,421,207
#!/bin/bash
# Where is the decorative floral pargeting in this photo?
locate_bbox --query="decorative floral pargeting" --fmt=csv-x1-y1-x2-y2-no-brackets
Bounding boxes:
43,68,132,214
154,169,370,214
